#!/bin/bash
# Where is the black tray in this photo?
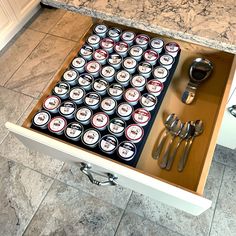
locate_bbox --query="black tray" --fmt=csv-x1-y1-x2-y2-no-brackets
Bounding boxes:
31,31,180,167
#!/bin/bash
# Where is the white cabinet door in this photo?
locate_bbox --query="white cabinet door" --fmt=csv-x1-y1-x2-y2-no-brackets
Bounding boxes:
8,0,40,21
0,0,18,49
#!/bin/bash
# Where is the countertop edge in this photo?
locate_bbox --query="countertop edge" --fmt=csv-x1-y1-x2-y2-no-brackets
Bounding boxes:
41,0,236,54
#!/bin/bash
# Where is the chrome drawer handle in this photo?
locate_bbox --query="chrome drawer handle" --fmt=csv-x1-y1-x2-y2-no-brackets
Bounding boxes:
80,163,118,186
228,105,236,118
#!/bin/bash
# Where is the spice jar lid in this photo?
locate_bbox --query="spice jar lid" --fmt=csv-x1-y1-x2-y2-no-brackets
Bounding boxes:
132,108,151,124
137,62,152,74
153,66,169,79
124,88,141,103
33,110,51,127
121,31,136,42
107,27,122,38
94,24,108,34
135,34,150,45
71,57,86,69
84,92,101,107
130,75,146,88
143,50,159,62
150,38,164,49
101,66,116,78
43,95,61,111
109,117,126,135
146,79,164,94
129,46,143,57
82,129,101,146
92,79,108,93
79,44,94,57
117,102,133,117
159,54,174,66
87,34,101,45
48,116,67,133
65,122,83,139
91,112,109,129
125,124,144,142
117,141,136,161
101,97,117,112
140,93,157,108
63,69,78,82
53,82,70,96
99,135,118,153
114,41,129,53
108,83,124,97
78,74,94,87
123,57,137,69
75,107,93,122
93,49,108,61
69,87,85,101
100,38,115,50
165,42,180,53
108,53,123,66
59,101,77,116
116,70,131,83
85,61,101,74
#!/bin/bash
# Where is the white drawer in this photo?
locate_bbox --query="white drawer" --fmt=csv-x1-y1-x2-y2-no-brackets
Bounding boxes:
5,20,236,216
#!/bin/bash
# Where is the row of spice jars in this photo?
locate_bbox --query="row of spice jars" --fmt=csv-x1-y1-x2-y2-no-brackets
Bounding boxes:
77,47,175,73
91,24,180,57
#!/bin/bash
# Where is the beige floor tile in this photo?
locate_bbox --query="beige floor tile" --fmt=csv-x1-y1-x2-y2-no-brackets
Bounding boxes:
0,156,53,236
29,8,66,33
49,11,92,41
5,35,75,98
0,29,45,86
0,87,33,144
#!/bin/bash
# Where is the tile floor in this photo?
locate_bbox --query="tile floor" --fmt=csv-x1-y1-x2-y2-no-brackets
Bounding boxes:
0,7,236,236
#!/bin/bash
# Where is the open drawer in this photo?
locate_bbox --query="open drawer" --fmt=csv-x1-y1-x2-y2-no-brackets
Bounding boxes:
5,20,236,216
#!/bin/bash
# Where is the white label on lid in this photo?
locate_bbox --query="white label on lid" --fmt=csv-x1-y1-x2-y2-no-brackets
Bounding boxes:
108,28,121,37
116,70,130,82
78,74,93,86
144,50,158,61
59,102,76,115
129,46,143,57
83,129,100,145
54,83,69,95
33,112,50,126
131,75,146,87
108,84,123,96
118,142,135,158
63,70,77,81
92,113,108,128
123,57,137,69
141,94,156,107
44,96,60,110
138,62,152,73
165,42,179,52
101,98,116,111
101,66,115,77
150,38,164,49
101,38,114,49
108,54,122,65
160,54,174,65
49,117,66,132
66,123,83,138
115,42,128,53
80,45,93,56
87,35,100,44
94,24,107,34
118,103,132,116
76,107,92,121
93,79,108,91
100,136,117,152
84,93,100,106
86,61,100,73
133,108,150,123
135,34,149,45
126,125,143,140
94,49,108,60
147,80,163,93
70,88,84,100
124,88,140,102
109,119,125,133
72,57,86,68
153,66,168,78
122,31,135,41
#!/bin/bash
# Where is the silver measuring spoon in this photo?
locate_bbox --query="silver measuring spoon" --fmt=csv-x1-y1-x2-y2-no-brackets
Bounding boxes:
178,120,204,172
166,121,191,170
160,119,183,169
153,113,177,160
182,58,213,104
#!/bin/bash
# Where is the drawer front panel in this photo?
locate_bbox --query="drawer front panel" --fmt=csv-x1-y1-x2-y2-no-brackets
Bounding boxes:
6,122,211,216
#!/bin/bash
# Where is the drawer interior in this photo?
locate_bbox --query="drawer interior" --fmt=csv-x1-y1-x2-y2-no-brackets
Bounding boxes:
22,19,235,195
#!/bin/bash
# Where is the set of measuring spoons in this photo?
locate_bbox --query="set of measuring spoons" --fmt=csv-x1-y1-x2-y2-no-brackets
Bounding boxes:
153,113,204,171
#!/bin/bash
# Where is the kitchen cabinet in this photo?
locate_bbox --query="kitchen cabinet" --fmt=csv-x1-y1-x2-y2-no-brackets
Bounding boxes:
5,19,236,216
0,0,40,50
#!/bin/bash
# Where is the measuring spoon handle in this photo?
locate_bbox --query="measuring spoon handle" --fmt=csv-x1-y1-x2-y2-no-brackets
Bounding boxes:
166,139,182,170
178,138,194,172
153,131,168,160
160,137,174,169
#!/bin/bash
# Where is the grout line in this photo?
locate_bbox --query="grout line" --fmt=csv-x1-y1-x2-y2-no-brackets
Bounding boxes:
3,33,47,87
0,85,35,99
208,165,226,236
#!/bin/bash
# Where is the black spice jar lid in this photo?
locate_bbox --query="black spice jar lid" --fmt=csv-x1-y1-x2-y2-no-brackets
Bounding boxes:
117,141,137,161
